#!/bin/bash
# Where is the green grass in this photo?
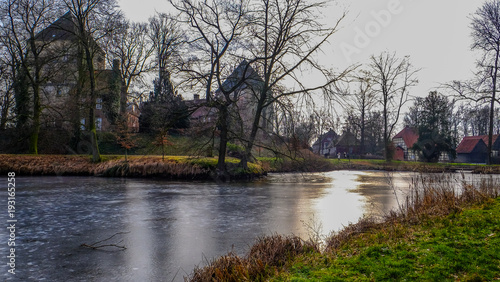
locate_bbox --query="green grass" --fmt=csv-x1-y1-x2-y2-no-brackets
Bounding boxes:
272,198,500,281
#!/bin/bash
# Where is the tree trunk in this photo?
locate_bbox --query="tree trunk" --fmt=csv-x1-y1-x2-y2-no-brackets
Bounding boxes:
85,48,101,163
217,105,229,180
487,56,498,165
29,84,41,154
360,108,365,156
241,98,266,170
383,104,390,162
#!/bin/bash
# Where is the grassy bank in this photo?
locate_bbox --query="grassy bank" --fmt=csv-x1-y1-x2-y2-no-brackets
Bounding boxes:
187,174,500,281
0,154,266,180
259,156,500,174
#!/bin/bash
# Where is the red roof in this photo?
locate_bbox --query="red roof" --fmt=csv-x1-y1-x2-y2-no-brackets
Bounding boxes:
477,134,499,146
456,136,488,154
456,138,480,154
393,127,419,148
456,135,499,153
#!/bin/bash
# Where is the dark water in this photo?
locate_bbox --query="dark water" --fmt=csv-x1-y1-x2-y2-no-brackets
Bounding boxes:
0,171,496,281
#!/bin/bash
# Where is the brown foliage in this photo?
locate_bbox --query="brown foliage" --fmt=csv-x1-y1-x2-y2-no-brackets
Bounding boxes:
325,173,500,252
0,155,212,179
188,234,318,282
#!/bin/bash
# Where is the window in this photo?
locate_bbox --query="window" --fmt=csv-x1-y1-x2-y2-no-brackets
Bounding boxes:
96,98,102,109
96,104,102,110
96,118,102,131
80,118,86,130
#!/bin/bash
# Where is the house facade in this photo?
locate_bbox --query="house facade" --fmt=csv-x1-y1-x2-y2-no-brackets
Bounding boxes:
335,131,360,156
392,127,419,161
455,135,499,164
312,129,338,157
34,12,130,133
185,61,274,139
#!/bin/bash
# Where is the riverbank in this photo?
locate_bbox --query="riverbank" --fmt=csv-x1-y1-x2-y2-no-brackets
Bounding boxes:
325,158,500,174
0,154,266,180
258,156,500,174
187,174,500,281
1,154,499,181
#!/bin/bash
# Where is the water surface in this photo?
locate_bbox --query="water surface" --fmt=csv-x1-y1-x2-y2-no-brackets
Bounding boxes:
0,171,495,281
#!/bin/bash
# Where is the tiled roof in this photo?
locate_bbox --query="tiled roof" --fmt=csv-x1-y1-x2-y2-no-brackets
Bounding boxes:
393,127,419,148
456,136,487,154
477,134,499,147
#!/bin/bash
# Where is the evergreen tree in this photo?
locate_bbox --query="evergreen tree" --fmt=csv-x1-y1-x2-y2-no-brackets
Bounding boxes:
139,68,189,133
406,91,456,162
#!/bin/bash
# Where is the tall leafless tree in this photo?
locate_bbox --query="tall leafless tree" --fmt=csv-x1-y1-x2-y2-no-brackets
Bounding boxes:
171,0,250,180
63,0,123,162
0,0,61,154
108,21,155,115
469,0,500,164
238,0,350,169
368,51,419,161
0,58,15,130
337,70,376,155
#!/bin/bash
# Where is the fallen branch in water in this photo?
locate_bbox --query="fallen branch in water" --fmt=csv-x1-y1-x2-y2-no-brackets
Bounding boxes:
80,231,129,250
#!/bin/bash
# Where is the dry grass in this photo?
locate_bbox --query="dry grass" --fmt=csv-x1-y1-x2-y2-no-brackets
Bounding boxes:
394,173,499,223
95,157,211,179
325,173,500,252
0,155,238,180
187,234,318,282
324,217,380,252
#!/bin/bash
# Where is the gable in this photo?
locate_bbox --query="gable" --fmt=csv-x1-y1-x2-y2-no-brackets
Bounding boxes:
219,60,264,95
393,127,419,148
456,137,488,154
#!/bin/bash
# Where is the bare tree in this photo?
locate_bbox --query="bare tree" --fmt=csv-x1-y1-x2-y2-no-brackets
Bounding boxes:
368,51,419,161
469,0,500,164
0,0,61,153
0,59,15,130
238,0,350,169
171,0,250,180
108,21,155,115
62,0,124,162
149,13,184,97
337,70,376,156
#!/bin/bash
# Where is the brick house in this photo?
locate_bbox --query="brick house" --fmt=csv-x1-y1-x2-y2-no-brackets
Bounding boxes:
34,12,130,133
335,131,360,156
455,135,499,164
186,61,273,138
392,127,419,161
312,129,338,157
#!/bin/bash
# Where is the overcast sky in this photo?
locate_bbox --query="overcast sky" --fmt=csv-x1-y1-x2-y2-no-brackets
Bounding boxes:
118,0,485,100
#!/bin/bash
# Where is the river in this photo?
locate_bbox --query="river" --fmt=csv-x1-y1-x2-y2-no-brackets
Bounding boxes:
0,171,496,281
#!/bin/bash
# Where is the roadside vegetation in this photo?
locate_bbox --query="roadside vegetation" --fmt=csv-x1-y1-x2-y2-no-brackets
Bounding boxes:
186,174,500,281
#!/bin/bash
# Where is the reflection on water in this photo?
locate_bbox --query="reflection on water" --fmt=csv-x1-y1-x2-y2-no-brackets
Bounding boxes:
0,171,497,281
